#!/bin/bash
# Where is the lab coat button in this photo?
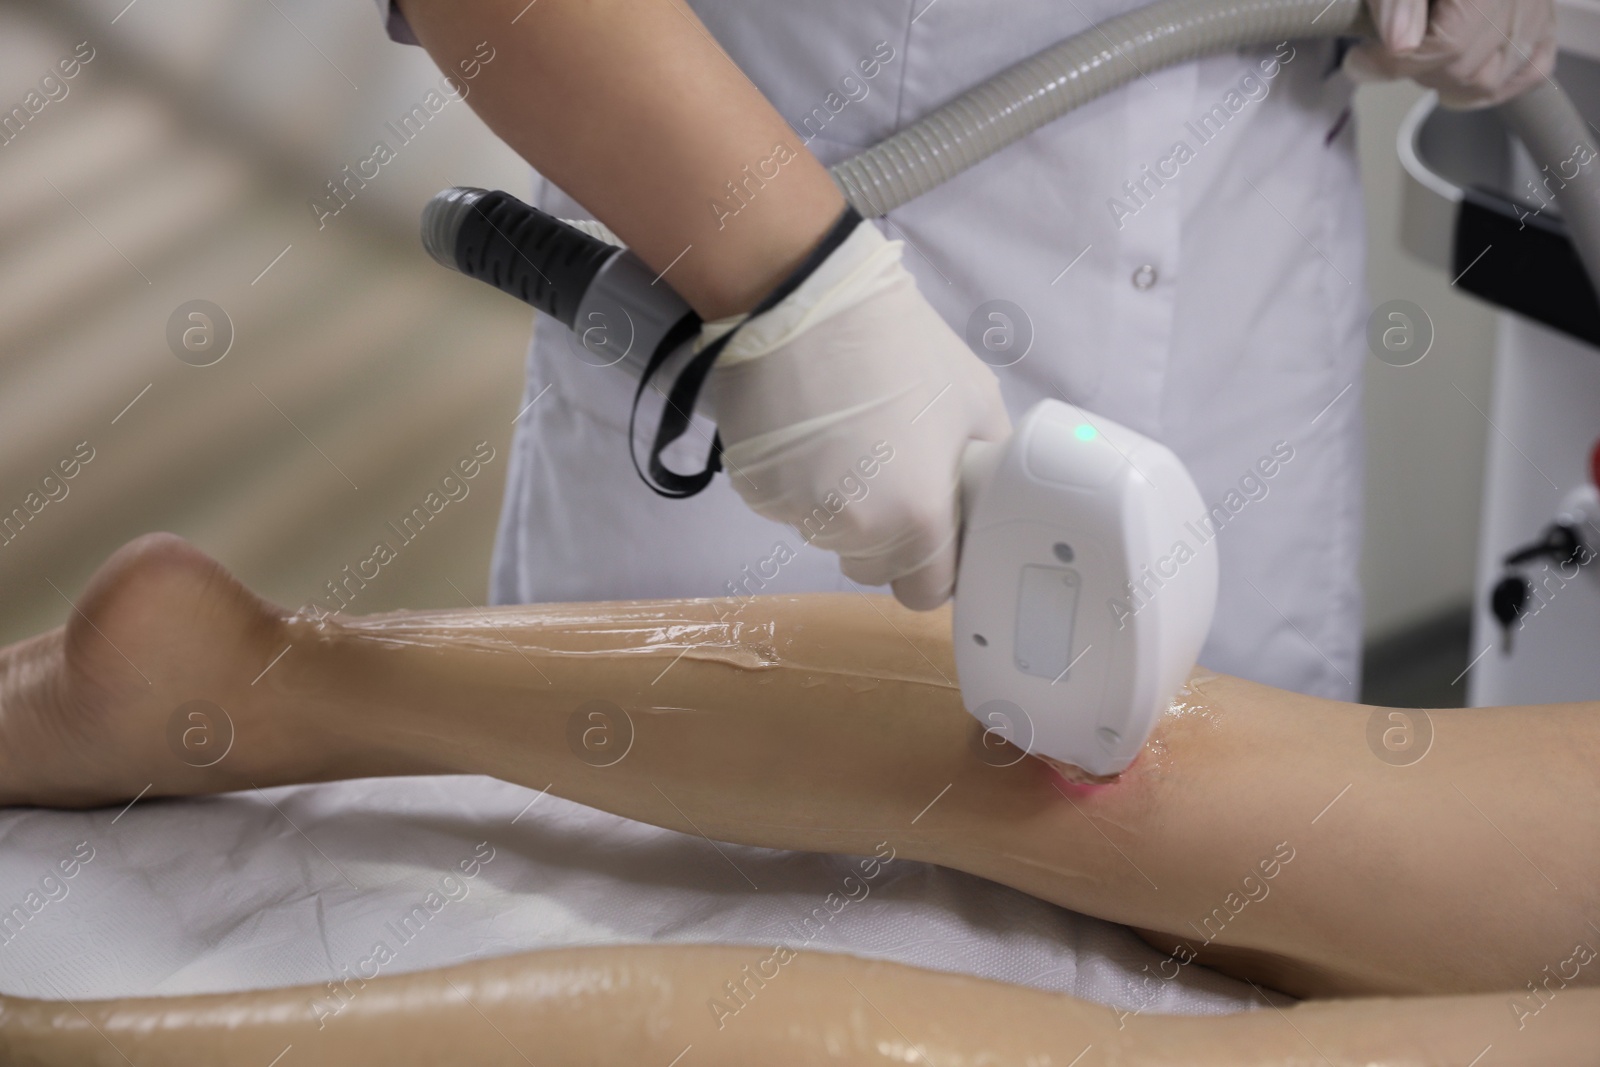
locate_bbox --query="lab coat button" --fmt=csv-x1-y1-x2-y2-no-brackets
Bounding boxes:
1132,264,1158,290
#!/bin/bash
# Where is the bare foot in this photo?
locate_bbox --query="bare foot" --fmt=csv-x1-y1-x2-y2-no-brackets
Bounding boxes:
0,533,302,808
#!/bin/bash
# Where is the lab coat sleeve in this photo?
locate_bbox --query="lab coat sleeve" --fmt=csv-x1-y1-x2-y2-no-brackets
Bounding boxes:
372,0,420,45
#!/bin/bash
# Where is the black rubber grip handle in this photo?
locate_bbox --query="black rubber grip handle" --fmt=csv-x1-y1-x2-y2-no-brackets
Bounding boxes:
450,190,616,328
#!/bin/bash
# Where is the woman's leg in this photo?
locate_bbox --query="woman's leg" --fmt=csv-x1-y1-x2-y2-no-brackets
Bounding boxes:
2,534,1597,998
1,944,1596,1067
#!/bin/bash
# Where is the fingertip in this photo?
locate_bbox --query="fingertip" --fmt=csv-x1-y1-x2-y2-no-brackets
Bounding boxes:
890,560,955,611
1386,0,1427,53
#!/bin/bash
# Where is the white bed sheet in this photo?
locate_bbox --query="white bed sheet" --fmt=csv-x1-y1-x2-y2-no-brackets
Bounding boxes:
0,775,1281,1018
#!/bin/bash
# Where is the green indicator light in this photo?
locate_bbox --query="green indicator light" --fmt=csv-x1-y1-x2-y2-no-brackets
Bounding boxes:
1074,424,1097,441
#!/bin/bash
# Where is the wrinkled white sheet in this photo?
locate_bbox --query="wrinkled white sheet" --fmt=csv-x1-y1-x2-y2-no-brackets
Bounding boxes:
0,775,1278,1018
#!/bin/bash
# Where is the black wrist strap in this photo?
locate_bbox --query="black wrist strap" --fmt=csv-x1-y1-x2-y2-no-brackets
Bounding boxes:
629,203,866,499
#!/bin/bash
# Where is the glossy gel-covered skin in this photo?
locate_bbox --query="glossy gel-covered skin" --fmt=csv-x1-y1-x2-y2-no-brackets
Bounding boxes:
0,536,1597,1063
1,944,1596,1066
267,594,1600,998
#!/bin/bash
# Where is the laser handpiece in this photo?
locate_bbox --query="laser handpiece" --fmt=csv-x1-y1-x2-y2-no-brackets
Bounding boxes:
423,188,1217,776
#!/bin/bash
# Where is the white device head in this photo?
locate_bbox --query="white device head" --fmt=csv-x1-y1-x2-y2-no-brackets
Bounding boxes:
953,399,1218,777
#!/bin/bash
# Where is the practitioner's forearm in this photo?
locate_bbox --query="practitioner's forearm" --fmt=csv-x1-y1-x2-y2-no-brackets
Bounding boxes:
396,0,846,319
5,945,1596,1067
271,594,1600,999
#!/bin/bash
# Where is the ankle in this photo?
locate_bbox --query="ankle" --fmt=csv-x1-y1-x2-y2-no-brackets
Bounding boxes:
255,611,451,783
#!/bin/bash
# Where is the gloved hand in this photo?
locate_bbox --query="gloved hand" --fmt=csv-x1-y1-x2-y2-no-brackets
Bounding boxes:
702,218,1010,610
1346,0,1556,109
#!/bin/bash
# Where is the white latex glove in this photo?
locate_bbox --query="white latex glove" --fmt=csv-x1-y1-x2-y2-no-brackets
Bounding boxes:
702,219,1011,610
1346,0,1556,109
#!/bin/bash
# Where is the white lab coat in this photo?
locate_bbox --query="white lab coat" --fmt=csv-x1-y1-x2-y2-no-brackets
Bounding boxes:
484,0,1369,700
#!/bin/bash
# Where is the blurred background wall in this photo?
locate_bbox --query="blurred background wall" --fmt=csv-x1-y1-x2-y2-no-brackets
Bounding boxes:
0,0,1493,698
0,0,534,642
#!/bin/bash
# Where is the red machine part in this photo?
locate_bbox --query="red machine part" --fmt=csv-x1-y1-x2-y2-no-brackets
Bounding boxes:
1592,437,1600,489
